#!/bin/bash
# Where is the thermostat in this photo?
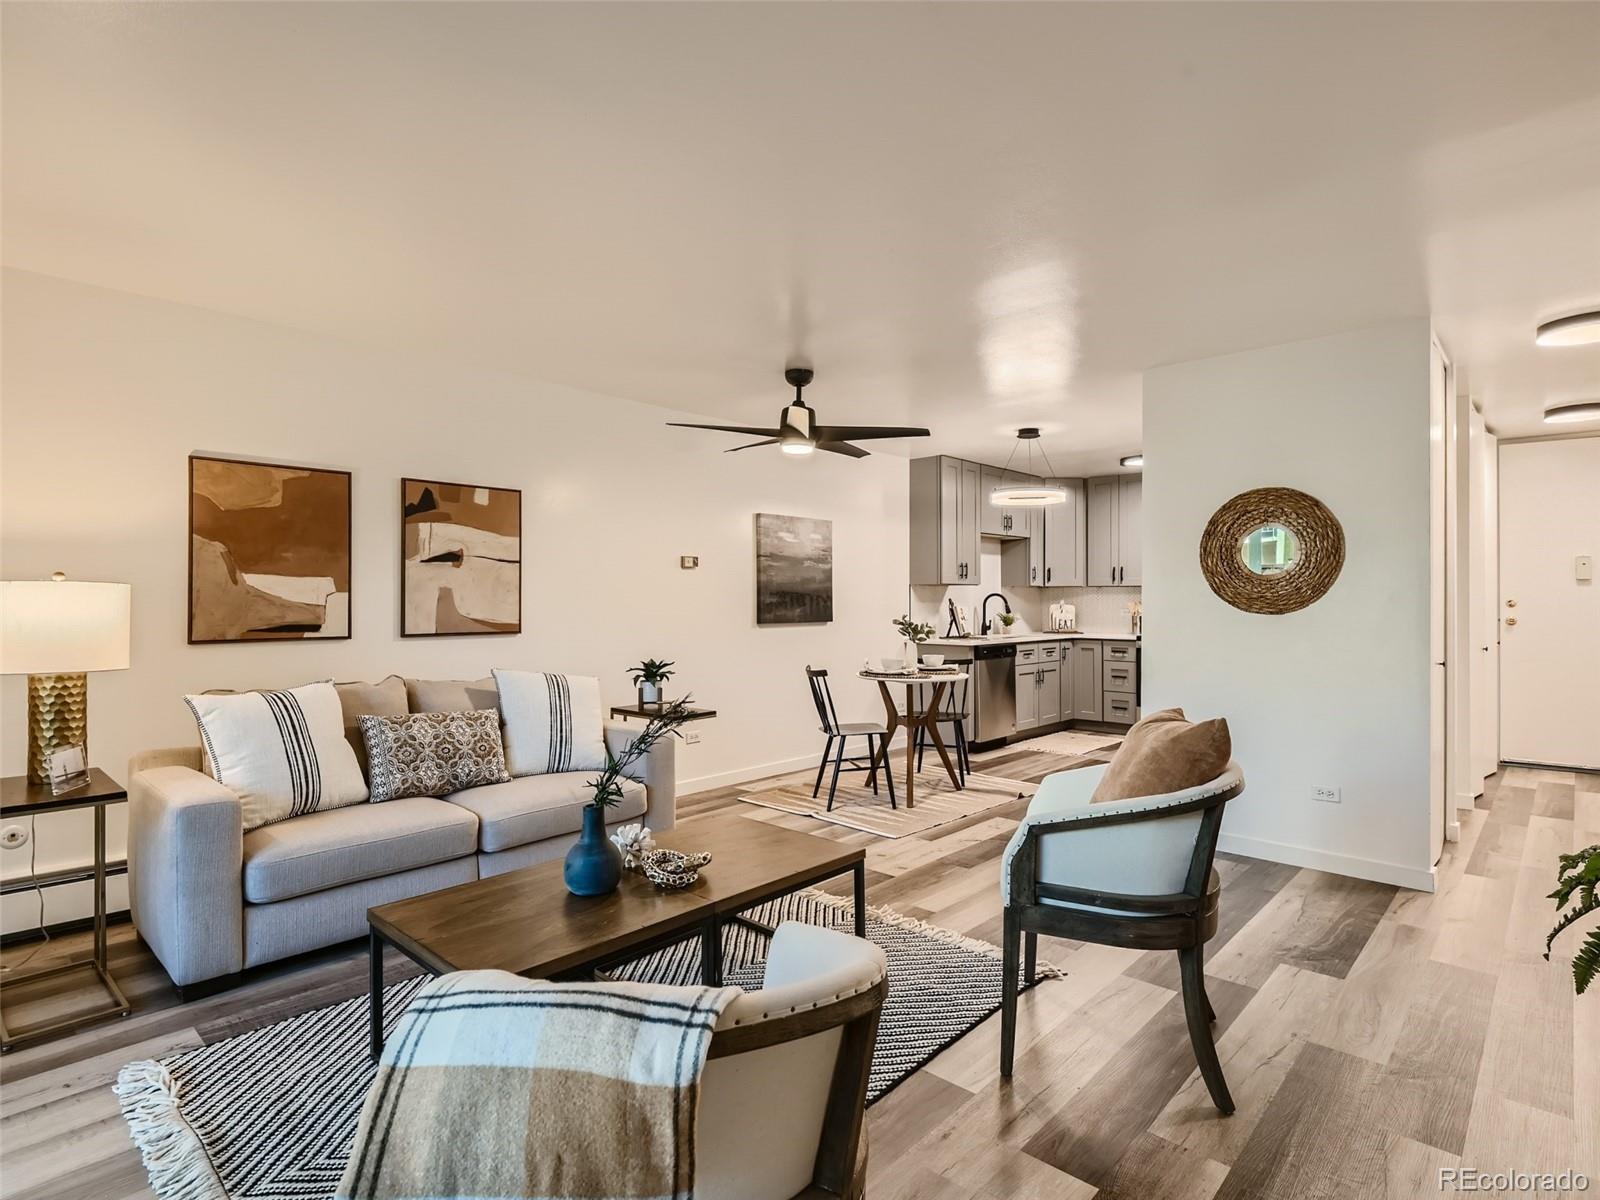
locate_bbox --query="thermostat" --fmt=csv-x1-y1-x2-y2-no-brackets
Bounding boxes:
680,556,699,570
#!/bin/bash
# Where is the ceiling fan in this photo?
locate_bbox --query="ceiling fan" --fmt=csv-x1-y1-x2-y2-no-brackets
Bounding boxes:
667,367,930,458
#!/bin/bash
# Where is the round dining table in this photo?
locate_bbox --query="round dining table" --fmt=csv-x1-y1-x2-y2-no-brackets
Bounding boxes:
856,669,969,808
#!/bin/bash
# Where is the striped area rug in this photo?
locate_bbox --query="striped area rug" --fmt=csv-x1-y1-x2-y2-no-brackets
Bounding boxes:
738,770,1034,837
116,890,1059,1200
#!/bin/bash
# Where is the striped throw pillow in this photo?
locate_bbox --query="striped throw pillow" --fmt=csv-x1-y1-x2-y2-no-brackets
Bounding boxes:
492,669,607,777
185,681,370,830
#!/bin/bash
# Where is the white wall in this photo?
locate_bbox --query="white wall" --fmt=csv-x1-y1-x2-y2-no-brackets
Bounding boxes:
1143,320,1437,891
0,269,910,929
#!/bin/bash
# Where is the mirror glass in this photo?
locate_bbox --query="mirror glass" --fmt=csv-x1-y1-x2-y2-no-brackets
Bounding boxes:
1239,523,1300,576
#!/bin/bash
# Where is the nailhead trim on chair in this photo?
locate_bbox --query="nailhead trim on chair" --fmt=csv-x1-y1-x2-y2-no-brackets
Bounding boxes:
730,978,885,1025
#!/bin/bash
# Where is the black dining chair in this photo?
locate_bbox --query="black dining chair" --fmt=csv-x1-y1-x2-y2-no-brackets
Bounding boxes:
805,667,897,811
911,677,971,788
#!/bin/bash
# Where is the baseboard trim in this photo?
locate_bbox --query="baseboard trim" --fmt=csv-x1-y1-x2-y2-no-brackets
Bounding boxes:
680,754,822,794
1216,832,1438,893
1,909,132,947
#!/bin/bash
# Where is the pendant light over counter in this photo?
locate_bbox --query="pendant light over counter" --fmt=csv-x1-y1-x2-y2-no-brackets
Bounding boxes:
990,428,1068,507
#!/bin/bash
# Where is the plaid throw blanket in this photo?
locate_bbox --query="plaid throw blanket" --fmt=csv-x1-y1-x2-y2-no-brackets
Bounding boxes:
335,970,742,1200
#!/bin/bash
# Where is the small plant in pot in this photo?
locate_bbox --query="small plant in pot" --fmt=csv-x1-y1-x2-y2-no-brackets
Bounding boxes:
565,697,694,897
892,615,936,667
629,658,675,706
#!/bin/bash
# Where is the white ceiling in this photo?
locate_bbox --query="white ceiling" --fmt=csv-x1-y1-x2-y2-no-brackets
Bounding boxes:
4,2,1598,472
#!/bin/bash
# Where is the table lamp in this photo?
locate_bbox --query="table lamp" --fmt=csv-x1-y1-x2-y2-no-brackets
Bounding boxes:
1,573,131,783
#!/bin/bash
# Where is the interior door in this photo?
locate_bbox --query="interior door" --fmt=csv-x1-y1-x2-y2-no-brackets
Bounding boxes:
1499,438,1600,769
1468,410,1499,786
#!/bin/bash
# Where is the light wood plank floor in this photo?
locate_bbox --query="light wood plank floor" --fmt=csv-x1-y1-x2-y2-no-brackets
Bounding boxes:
1,753,1594,1200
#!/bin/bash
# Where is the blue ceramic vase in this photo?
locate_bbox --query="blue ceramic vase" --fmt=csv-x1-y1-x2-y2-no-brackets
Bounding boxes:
564,805,622,896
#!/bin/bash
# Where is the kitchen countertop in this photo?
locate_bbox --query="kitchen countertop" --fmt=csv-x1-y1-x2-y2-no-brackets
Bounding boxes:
925,631,1139,647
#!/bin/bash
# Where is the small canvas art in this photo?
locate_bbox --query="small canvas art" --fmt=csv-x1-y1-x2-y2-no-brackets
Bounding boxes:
402,478,521,636
755,513,833,625
189,456,352,643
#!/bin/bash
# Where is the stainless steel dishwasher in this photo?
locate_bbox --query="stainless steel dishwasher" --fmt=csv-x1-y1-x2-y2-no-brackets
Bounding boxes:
972,642,1018,746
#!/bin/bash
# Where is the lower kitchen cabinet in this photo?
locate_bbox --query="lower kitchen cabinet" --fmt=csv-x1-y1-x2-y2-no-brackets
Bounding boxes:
1037,662,1061,725
1070,640,1103,721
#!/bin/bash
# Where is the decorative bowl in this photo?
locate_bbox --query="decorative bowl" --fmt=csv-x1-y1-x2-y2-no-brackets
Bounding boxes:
880,656,906,671
638,848,712,890
921,654,945,667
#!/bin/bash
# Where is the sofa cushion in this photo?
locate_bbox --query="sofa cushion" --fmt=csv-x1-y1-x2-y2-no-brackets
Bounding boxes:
361,710,511,802
493,669,608,776
241,796,479,903
405,676,499,714
1091,707,1232,804
336,675,409,781
443,773,646,853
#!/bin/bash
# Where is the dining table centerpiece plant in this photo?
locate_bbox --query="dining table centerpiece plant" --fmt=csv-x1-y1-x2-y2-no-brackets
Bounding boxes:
628,658,676,706
893,614,936,667
564,696,694,897
1545,843,1600,995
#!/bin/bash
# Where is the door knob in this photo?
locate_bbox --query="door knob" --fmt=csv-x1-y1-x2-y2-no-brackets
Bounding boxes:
1505,599,1516,608
1505,617,1518,626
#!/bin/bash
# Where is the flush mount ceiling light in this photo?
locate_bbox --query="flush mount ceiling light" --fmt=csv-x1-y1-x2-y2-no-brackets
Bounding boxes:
990,428,1068,506
667,367,930,458
1544,399,1600,424
1120,454,1144,468
1535,311,1600,347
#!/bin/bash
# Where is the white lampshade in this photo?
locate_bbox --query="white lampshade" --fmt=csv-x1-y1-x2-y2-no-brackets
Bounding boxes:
1,578,131,674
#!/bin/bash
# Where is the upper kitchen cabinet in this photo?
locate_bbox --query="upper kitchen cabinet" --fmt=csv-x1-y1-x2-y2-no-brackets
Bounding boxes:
910,456,981,585
979,466,1032,537
1042,478,1086,587
1086,473,1142,585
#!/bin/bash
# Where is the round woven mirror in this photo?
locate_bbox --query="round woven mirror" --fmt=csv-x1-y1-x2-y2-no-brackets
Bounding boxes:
1199,487,1344,614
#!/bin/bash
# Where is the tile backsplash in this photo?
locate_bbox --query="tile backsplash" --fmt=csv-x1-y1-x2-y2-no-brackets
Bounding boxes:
909,538,1140,637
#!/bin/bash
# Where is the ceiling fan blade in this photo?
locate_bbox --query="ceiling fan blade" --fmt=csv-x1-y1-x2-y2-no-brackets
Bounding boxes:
812,425,931,442
816,441,870,458
724,439,780,452
666,422,784,437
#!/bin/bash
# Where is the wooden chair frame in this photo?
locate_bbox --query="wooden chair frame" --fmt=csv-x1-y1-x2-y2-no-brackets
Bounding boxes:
909,678,971,787
707,975,889,1200
806,667,896,811
999,778,1244,1114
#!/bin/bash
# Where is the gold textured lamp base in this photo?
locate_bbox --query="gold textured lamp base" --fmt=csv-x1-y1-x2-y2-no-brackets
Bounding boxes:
26,672,88,784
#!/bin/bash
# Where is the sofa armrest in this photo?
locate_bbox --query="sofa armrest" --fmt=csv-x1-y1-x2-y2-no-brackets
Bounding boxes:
605,722,677,832
128,762,245,987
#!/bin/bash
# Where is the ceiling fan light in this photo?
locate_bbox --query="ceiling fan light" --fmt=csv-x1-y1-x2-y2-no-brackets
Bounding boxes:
1543,399,1600,424
1535,311,1600,347
780,440,816,455
990,484,1068,507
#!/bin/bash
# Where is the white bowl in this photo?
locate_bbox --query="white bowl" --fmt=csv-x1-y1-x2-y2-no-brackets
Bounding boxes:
881,656,906,671
921,654,945,667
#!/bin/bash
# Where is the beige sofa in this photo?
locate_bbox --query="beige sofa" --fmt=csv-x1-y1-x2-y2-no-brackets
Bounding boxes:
127,675,675,998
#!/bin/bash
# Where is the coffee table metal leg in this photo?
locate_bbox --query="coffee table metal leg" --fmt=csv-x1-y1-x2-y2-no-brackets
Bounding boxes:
700,920,723,986
853,862,867,938
369,929,384,1062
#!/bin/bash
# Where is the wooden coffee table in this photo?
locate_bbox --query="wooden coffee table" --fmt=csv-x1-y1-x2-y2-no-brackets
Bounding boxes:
366,815,866,1058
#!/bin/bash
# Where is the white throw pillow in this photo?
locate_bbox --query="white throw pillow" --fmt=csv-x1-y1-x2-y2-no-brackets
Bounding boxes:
492,669,607,777
185,681,370,830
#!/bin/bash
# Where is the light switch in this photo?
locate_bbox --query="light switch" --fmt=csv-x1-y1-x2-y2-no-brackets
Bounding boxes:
680,555,699,570
1578,555,1594,582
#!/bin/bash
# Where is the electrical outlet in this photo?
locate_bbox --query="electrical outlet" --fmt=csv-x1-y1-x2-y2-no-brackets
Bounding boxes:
683,730,701,745
1,825,29,850
1311,785,1341,804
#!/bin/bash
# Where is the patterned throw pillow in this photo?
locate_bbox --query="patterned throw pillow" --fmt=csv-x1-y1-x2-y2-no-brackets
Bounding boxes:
360,710,512,803
492,669,608,777
185,681,370,832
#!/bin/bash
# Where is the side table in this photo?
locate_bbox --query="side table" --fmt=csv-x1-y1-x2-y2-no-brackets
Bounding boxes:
0,768,132,1051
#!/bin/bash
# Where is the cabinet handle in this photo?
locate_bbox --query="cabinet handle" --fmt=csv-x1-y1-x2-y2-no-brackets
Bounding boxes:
1046,567,1052,583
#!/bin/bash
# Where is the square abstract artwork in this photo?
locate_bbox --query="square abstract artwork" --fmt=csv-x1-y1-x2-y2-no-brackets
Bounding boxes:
402,478,522,636
189,456,352,642
755,513,833,625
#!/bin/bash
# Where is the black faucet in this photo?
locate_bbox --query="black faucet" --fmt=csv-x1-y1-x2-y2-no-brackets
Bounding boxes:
981,592,1012,635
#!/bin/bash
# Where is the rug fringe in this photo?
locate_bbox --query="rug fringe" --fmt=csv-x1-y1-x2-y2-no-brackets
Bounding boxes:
799,888,1066,980
114,1059,230,1200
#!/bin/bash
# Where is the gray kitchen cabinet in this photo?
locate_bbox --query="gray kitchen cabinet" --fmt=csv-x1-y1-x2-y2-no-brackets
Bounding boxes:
1086,473,1142,585
1103,657,1138,695
1059,642,1074,717
1015,660,1039,732
982,466,1034,537
1042,478,1085,587
910,456,981,585
1036,662,1061,725
1029,505,1047,585
1070,639,1103,721
1104,692,1138,724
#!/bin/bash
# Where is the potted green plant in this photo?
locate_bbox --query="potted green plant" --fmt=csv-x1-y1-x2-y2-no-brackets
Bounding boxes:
892,615,936,666
997,611,1018,634
628,658,676,706
565,697,694,897
1545,844,1600,995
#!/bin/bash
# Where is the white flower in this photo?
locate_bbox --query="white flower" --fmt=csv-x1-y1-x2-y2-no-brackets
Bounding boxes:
610,823,655,868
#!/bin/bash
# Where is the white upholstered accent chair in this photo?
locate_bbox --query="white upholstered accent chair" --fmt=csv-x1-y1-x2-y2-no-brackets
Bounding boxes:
698,922,889,1200
998,761,1245,1114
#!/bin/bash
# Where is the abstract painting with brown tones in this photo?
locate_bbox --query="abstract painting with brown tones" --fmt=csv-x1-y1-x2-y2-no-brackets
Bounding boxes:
755,513,833,625
189,456,352,642
401,478,521,636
